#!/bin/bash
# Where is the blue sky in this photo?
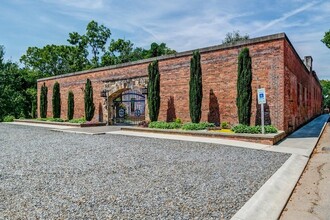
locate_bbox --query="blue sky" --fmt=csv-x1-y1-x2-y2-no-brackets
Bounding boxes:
1,0,330,79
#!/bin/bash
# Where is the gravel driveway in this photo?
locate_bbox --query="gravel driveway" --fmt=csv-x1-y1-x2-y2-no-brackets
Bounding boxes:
0,124,290,219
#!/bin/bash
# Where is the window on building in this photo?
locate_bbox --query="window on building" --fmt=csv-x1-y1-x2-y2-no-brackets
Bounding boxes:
297,83,300,106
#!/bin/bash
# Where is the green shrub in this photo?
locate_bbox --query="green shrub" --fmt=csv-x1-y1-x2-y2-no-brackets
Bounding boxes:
84,78,95,121
265,125,278,133
221,121,230,129
47,118,64,122
148,121,182,129
3,115,15,122
232,124,278,134
67,91,74,120
174,118,182,124
181,122,215,130
40,82,48,118
69,117,86,124
52,81,61,118
189,50,203,123
236,48,252,125
148,60,160,122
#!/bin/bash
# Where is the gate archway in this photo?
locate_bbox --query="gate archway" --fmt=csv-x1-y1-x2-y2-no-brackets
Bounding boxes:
102,76,148,125
112,90,146,125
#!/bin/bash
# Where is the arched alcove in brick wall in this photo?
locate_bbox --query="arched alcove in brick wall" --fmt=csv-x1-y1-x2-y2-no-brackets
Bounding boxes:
103,76,148,124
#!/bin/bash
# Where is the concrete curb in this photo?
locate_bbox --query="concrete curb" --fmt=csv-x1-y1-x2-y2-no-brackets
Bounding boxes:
231,154,308,220
306,121,329,157
13,119,106,127
51,129,106,135
231,119,329,220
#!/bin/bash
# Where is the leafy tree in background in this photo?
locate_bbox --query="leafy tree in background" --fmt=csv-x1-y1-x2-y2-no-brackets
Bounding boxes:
320,80,330,108
147,60,160,122
222,31,249,45
0,46,34,121
21,20,176,77
68,20,111,67
321,30,330,49
84,78,95,121
52,81,61,118
40,82,48,118
147,42,176,57
236,48,252,125
1,21,176,121
102,38,135,65
189,50,203,123
101,40,176,66
67,91,74,120
20,45,89,77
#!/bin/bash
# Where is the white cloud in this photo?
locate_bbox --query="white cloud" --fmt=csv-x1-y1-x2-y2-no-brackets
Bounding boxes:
43,0,104,10
1,0,330,78
254,1,320,33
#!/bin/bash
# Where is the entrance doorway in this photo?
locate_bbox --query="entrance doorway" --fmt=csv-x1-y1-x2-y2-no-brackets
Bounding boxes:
112,90,146,125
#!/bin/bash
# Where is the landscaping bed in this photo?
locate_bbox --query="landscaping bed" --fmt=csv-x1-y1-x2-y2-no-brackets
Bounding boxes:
13,119,106,127
121,126,286,145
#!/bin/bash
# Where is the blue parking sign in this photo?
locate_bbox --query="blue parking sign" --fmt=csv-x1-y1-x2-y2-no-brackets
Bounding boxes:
257,88,266,104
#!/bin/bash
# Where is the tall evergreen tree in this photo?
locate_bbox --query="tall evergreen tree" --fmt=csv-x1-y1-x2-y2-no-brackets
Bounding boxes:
189,50,203,123
52,81,61,118
67,91,74,120
147,60,160,122
40,82,48,118
84,78,95,121
236,48,252,125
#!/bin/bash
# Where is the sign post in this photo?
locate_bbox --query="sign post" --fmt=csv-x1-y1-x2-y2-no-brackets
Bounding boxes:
257,88,266,134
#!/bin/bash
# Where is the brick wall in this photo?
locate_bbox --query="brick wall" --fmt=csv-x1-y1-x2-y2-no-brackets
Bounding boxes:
37,33,323,133
283,39,322,132
158,39,285,130
37,63,149,121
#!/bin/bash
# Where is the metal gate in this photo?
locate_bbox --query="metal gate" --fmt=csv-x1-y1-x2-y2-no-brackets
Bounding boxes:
112,90,146,125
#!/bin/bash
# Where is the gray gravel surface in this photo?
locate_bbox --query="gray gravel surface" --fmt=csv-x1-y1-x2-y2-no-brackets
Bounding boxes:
0,124,290,219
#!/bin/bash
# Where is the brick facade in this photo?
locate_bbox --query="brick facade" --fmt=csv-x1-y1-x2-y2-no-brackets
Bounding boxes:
37,33,322,133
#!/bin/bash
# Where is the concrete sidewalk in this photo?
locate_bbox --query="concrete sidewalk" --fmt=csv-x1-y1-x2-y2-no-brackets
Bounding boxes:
266,114,330,157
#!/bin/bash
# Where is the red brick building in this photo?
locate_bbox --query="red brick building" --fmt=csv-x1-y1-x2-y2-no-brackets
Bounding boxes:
37,33,322,133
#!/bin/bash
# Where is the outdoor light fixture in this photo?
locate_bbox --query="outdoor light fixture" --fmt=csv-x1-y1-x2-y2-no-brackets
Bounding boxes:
100,89,107,97
141,87,148,95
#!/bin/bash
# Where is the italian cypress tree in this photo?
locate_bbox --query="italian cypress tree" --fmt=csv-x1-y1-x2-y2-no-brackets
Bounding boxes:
84,78,95,121
147,60,160,122
236,48,252,125
189,50,203,123
40,82,48,118
52,81,61,118
67,91,74,120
